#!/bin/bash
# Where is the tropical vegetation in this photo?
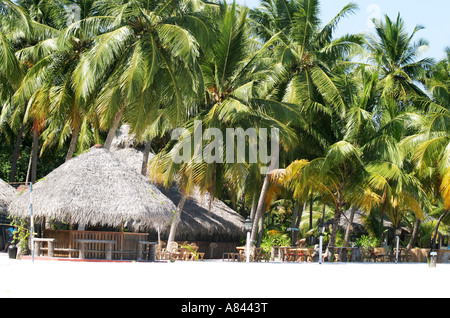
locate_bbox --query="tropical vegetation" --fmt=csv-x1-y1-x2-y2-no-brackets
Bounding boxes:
1,0,449,258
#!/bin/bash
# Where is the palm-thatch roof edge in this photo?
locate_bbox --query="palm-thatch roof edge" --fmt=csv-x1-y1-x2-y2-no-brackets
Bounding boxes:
0,178,16,215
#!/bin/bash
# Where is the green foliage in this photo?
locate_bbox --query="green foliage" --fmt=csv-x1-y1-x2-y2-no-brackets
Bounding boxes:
9,216,30,255
354,235,381,249
260,229,291,253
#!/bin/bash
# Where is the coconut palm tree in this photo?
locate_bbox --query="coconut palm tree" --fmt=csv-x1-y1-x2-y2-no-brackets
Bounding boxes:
73,0,207,151
0,0,63,183
246,0,366,246
364,13,434,118
148,2,298,246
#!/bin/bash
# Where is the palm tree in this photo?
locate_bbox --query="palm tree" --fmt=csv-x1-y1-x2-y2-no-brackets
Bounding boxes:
403,49,450,249
0,28,27,182
364,13,434,118
246,0,365,246
73,0,206,151
0,0,63,183
149,2,297,246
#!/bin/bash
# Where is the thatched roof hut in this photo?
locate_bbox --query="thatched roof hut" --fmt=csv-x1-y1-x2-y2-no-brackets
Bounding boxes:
8,145,177,231
0,178,16,215
110,128,245,242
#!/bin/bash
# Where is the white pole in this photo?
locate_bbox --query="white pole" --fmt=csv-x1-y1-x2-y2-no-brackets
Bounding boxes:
319,235,323,264
395,235,399,264
246,231,250,263
30,182,34,263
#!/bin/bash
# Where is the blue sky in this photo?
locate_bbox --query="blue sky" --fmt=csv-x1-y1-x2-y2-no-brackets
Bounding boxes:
235,0,450,61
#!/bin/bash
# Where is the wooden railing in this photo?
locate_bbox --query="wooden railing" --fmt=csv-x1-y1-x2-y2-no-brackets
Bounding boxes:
43,229,148,260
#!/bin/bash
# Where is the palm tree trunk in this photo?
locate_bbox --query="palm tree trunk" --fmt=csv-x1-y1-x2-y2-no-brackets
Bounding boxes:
166,193,188,247
141,137,152,176
249,193,257,221
9,123,25,182
290,201,300,229
250,172,271,245
257,205,265,247
290,201,304,244
343,206,357,248
431,210,448,251
380,184,388,242
65,121,81,162
31,128,39,183
326,209,341,260
326,192,344,261
406,217,420,250
104,104,126,150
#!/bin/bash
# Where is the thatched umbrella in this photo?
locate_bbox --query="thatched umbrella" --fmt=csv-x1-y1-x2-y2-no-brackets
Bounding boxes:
0,178,16,215
110,130,245,242
8,145,177,231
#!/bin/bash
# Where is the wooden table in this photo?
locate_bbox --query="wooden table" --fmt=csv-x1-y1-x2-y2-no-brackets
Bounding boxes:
34,238,57,257
76,239,116,260
136,241,158,262
284,248,313,262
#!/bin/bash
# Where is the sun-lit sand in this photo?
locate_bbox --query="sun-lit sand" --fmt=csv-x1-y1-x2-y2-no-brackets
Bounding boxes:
1,252,448,298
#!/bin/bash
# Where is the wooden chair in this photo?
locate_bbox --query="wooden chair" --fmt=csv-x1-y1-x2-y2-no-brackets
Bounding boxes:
166,242,183,260
283,248,295,262
238,246,257,262
374,247,388,262
296,249,308,262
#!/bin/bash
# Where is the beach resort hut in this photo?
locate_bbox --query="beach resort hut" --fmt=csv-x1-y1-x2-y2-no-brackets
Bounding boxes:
8,145,177,259
110,127,246,258
0,178,16,250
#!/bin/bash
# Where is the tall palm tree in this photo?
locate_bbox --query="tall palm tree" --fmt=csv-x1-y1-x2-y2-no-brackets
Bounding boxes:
364,13,434,118
73,0,206,150
1,0,62,183
248,0,364,246
402,49,450,248
149,2,297,246
0,28,27,182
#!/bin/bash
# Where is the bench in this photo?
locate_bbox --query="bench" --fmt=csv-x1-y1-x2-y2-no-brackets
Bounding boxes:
34,238,57,257
137,241,158,261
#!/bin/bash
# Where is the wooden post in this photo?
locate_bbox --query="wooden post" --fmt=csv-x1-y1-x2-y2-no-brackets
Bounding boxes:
34,241,41,257
79,243,85,259
137,243,143,261
149,244,156,262
106,242,112,260
48,241,54,257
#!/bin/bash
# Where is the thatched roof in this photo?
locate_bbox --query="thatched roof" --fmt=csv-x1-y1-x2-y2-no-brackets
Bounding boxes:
0,178,16,214
8,145,177,231
336,208,410,234
110,129,245,241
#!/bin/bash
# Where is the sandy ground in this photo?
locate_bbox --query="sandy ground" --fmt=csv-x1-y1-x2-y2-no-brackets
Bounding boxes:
0,251,448,299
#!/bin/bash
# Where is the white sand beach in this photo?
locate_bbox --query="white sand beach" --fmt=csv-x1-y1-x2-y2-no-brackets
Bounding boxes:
1,252,448,299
